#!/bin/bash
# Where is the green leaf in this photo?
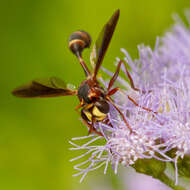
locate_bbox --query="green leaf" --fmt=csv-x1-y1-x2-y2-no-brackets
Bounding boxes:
132,158,166,178
175,155,190,179
132,158,187,190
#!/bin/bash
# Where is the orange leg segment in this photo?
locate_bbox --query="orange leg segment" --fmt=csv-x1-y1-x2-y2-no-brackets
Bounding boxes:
128,95,157,114
107,59,142,93
107,97,132,133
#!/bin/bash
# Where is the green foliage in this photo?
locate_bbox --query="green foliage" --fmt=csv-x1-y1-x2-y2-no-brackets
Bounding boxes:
176,155,190,179
132,158,187,190
132,158,166,177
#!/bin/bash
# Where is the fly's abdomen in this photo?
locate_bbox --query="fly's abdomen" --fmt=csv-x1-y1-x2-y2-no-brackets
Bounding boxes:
69,31,91,56
81,100,110,122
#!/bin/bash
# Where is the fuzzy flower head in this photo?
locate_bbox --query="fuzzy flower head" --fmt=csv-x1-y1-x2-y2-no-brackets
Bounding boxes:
70,13,190,187
156,71,190,158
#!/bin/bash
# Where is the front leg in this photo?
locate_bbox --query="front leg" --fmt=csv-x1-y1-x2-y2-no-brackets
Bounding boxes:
106,59,156,114
75,99,84,114
107,59,141,94
127,95,157,114
106,96,133,133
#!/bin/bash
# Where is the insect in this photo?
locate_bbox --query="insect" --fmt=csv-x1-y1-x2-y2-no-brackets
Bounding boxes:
12,9,145,136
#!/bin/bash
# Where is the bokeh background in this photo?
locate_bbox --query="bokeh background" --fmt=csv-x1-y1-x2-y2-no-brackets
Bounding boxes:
1,0,190,190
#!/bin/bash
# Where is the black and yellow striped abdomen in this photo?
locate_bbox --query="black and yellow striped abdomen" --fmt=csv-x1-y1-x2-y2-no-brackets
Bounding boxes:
69,31,91,56
81,100,110,122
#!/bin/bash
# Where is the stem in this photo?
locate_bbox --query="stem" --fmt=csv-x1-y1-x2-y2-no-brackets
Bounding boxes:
158,173,186,190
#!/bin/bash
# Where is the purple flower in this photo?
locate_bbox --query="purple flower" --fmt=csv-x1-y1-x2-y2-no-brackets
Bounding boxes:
70,14,190,186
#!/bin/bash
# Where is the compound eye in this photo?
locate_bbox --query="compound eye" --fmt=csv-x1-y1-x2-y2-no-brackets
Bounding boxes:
94,100,109,114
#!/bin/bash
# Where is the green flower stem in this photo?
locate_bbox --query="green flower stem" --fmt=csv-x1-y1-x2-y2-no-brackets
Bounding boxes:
132,158,187,190
158,173,186,190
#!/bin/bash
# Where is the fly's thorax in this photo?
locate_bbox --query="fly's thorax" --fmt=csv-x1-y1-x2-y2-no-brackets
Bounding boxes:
77,80,91,103
77,79,107,104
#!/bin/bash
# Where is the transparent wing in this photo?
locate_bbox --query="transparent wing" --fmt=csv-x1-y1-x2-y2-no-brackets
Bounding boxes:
90,9,120,79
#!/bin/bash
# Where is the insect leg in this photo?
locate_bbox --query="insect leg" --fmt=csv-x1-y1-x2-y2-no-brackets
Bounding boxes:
107,60,122,91
128,95,157,114
119,59,141,92
106,60,156,123
81,118,103,136
107,59,143,93
88,117,95,135
106,97,132,133
75,100,84,114
107,87,119,96
102,118,113,128
108,88,157,114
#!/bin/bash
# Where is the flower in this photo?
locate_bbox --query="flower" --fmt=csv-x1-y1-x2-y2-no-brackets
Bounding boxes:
70,13,190,187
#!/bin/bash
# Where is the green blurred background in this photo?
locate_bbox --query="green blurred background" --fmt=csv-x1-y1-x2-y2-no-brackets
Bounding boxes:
1,0,190,189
